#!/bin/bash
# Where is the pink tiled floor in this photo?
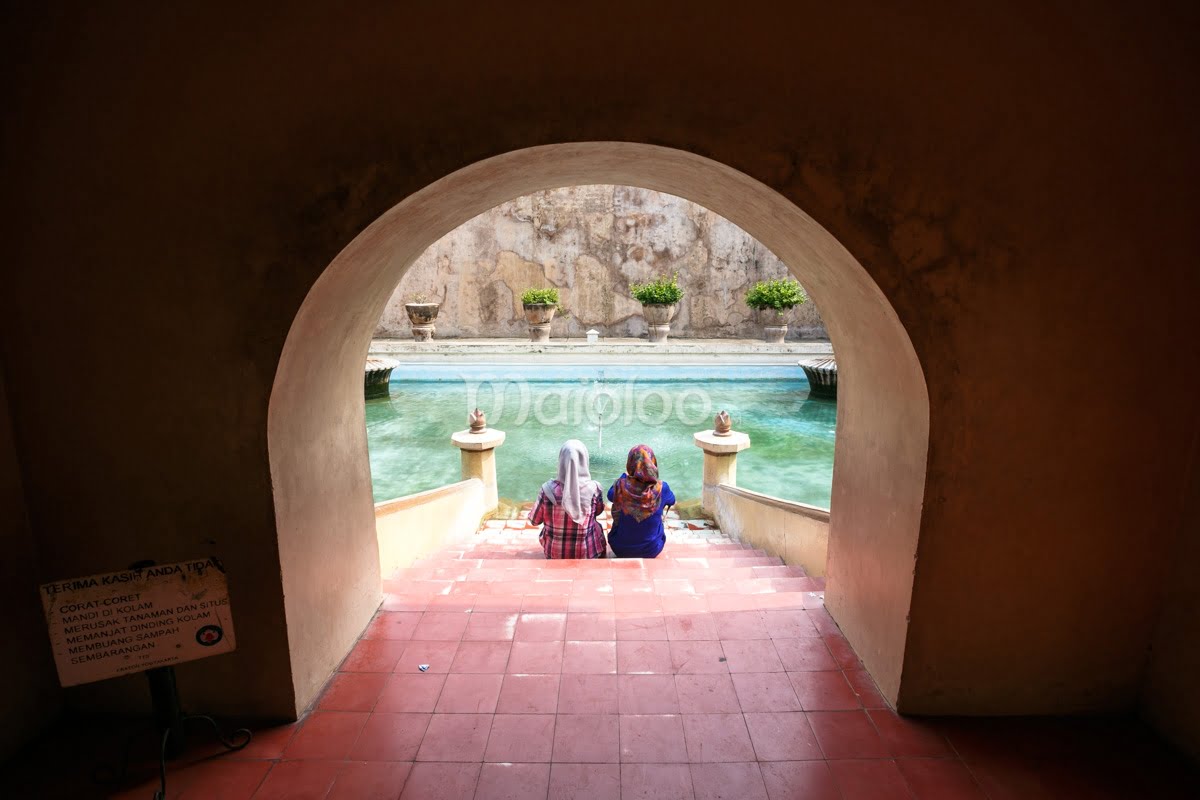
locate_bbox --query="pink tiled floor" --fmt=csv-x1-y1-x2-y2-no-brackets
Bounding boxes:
14,516,1199,798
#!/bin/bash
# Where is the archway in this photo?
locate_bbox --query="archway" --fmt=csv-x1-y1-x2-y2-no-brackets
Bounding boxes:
268,142,929,713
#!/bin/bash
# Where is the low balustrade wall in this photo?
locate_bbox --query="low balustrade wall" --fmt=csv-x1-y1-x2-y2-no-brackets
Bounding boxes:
375,479,487,575
712,484,830,577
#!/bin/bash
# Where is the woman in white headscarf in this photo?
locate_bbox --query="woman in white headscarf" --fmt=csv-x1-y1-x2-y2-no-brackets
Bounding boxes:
529,439,608,558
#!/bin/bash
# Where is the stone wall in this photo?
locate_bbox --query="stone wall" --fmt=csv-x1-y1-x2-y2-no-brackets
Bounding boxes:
376,185,827,340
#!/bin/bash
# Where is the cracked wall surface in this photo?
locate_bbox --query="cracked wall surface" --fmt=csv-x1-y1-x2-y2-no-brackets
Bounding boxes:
376,185,827,340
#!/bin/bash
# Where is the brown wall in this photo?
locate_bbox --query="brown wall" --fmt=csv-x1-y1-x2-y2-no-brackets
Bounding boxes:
0,369,61,760
2,0,1198,756
1142,444,1200,760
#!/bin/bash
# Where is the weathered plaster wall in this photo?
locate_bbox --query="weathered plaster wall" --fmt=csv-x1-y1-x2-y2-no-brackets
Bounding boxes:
376,185,826,340
0,370,61,760
2,0,1199,758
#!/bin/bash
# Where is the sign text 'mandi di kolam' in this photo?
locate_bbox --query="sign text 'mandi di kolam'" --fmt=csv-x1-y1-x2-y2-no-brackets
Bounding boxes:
40,558,236,687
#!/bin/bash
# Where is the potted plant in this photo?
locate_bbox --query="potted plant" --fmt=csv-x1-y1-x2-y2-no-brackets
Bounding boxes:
404,292,440,341
630,273,684,343
745,278,807,343
520,287,561,342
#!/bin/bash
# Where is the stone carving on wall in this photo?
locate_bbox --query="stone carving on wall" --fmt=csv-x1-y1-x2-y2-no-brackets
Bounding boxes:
376,185,827,340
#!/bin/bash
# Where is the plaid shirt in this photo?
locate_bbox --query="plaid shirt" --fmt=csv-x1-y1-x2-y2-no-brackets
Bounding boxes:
530,481,607,559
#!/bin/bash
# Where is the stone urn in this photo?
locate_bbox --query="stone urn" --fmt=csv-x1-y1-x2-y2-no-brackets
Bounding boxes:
404,302,440,341
364,357,399,398
641,303,678,343
755,307,791,344
800,357,837,399
523,303,557,343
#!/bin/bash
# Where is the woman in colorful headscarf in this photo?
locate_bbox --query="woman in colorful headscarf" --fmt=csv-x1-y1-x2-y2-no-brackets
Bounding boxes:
607,444,676,558
530,439,608,559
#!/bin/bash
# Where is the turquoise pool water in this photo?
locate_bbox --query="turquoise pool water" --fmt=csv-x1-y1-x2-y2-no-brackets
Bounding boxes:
365,364,836,508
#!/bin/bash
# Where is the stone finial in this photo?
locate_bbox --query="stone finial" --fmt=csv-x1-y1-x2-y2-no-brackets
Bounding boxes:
713,410,732,436
468,408,487,434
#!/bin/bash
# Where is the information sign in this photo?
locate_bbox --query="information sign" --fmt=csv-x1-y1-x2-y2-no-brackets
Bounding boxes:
40,558,236,687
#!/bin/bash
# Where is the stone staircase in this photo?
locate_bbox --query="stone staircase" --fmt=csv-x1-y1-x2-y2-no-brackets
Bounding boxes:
323,508,932,799
40,510,1184,798
390,507,827,602
229,498,1030,800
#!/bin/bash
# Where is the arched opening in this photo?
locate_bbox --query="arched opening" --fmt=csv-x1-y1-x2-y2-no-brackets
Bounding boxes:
366,182,835,510
268,142,929,714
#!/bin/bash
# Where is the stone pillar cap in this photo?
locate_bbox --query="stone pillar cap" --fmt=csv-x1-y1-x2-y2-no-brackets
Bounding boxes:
452,429,506,451
693,430,750,453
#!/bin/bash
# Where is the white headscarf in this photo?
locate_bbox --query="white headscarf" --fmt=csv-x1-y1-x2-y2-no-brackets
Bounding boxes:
542,439,599,525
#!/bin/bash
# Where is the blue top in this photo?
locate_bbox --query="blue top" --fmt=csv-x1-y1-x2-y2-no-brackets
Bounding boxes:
606,478,676,559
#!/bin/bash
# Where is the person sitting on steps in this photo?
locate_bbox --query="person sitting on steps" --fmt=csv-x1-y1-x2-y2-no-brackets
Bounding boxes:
607,443,675,559
529,439,608,559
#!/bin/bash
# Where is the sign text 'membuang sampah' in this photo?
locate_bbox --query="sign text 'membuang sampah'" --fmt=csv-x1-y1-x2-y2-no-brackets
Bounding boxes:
40,558,236,687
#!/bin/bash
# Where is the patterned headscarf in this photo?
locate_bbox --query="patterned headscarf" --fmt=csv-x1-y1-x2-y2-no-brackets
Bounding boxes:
612,444,663,522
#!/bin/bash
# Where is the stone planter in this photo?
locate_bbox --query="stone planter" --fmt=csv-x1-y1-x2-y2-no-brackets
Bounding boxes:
641,303,678,343
404,302,440,341
755,306,791,344
523,303,557,342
